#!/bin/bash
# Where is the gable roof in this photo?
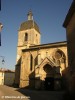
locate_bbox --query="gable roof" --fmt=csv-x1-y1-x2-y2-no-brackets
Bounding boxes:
36,57,56,70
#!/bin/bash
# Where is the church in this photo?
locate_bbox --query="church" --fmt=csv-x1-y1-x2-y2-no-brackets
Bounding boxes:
15,11,68,90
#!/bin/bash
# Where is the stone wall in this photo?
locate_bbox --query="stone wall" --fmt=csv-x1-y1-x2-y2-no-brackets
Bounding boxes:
19,44,67,88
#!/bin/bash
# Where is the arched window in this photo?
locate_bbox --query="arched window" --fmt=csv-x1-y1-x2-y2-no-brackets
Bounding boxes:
56,60,60,66
30,54,33,71
35,55,38,66
53,49,66,68
25,33,28,41
55,50,62,59
61,58,65,63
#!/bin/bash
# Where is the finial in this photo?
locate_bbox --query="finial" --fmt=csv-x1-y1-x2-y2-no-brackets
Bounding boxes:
27,10,33,20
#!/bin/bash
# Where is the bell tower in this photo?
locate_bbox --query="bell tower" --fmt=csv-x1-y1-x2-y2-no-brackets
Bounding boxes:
16,11,41,62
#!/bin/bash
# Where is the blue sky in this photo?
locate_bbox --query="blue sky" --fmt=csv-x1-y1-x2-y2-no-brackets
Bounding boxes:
0,0,73,70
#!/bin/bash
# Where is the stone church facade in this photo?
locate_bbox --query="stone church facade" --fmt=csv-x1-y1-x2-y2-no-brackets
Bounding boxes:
15,11,68,90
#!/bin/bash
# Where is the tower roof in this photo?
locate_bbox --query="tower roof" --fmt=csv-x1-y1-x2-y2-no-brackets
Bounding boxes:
19,20,40,33
19,11,40,33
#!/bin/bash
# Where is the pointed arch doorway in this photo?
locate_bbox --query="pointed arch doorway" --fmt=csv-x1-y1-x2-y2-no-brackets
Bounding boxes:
43,64,55,90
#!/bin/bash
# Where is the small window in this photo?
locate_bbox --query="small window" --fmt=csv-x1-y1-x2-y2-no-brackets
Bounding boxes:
25,33,28,41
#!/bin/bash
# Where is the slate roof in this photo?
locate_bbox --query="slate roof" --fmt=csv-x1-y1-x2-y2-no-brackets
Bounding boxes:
19,20,40,33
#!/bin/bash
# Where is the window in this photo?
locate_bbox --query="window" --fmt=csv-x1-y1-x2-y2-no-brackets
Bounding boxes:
25,33,28,41
36,34,38,43
55,51,62,59
54,49,66,69
35,55,38,66
56,60,60,66
61,58,65,63
30,54,33,71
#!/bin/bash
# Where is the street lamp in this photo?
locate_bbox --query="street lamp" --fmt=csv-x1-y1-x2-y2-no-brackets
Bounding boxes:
0,22,3,46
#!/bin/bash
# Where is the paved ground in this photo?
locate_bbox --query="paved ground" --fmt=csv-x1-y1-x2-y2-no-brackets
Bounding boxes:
0,85,30,100
0,85,65,100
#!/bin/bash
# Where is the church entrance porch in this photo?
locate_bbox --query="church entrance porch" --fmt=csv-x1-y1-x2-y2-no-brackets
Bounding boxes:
54,78,62,91
35,64,62,90
35,77,62,91
42,64,55,90
44,77,54,90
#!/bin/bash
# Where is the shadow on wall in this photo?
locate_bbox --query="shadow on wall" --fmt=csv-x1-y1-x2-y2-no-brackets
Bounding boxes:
62,66,75,100
14,67,75,100
18,67,65,91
